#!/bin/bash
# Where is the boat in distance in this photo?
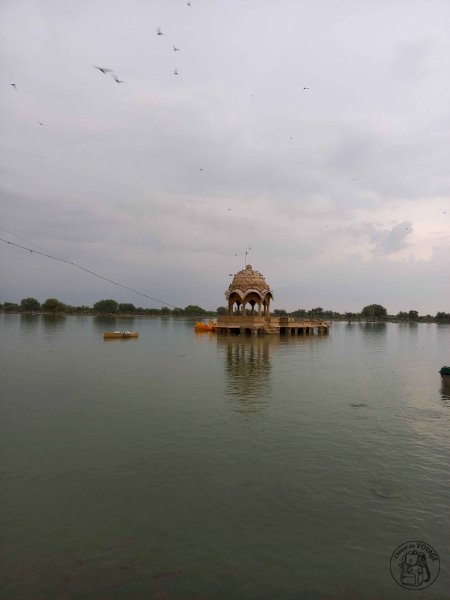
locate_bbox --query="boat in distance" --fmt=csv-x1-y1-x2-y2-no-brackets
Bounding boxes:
194,320,216,332
104,331,139,339
439,366,450,385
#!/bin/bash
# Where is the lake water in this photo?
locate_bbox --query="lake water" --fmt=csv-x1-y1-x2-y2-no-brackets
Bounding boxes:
1,314,449,599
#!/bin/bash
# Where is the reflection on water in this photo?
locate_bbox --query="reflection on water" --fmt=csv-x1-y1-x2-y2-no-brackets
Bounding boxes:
19,313,40,335
441,384,450,407
19,313,39,326
92,315,136,331
41,314,67,330
217,334,332,414
358,321,386,336
217,336,275,414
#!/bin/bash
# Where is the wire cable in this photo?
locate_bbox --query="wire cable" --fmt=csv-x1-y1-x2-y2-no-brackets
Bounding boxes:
0,237,177,308
0,226,51,254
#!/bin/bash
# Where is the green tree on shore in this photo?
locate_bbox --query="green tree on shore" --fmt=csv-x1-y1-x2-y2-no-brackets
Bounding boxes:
2,302,19,312
20,297,40,311
396,311,409,320
93,299,118,314
42,298,67,313
184,305,207,315
361,304,387,320
118,303,136,313
345,312,357,323
291,308,307,318
436,312,450,322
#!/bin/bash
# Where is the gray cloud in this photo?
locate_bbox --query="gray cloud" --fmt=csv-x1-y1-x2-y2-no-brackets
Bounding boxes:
343,221,414,255
1,0,449,312
370,221,413,255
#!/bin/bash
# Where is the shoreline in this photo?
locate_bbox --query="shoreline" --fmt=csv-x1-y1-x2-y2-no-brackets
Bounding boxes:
1,311,450,325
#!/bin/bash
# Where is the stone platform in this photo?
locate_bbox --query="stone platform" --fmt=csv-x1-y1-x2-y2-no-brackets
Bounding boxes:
216,315,330,335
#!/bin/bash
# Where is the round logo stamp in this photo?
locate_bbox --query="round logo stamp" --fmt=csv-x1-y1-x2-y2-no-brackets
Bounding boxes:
390,541,440,589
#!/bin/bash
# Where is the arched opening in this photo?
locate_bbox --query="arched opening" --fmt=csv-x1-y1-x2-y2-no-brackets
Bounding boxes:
228,291,244,316
243,292,263,318
260,291,273,319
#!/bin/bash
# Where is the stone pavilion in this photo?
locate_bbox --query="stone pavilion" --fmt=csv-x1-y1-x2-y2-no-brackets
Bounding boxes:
216,264,330,335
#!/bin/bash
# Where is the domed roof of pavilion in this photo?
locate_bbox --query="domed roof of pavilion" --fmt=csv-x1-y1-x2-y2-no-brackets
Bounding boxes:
225,264,273,301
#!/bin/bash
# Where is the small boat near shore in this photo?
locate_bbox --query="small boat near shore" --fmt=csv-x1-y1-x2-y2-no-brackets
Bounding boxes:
104,331,139,339
439,366,450,385
194,320,216,332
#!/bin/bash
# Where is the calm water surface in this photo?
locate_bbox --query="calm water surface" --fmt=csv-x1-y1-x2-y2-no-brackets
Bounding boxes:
1,315,449,599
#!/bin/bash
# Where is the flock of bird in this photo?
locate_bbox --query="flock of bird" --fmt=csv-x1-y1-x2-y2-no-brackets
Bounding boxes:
8,4,194,128
5,2,267,274
8,2,312,137
93,66,125,84
94,25,184,82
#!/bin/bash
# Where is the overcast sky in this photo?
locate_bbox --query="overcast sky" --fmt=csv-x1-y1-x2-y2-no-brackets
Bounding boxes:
1,0,449,313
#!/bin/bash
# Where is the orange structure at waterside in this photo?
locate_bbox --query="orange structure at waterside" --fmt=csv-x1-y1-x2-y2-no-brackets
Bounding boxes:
194,320,216,332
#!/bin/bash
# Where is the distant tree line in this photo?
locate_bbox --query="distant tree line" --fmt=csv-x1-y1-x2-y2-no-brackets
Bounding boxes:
273,304,450,323
1,298,450,323
0,298,216,317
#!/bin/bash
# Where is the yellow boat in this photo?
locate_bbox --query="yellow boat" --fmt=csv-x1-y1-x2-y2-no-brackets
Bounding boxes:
194,320,216,332
104,331,139,339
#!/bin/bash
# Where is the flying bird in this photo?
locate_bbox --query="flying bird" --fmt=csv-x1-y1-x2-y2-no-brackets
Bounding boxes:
114,77,125,84
173,44,180,51
94,66,113,74
10,83,17,90
199,168,204,172
174,69,179,75
156,27,164,35
39,122,45,126
303,87,310,91
187,2,191,5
